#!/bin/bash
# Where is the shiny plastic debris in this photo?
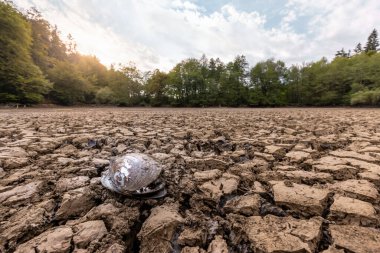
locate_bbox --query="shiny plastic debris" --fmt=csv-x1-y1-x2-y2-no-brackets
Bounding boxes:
101,153,166,198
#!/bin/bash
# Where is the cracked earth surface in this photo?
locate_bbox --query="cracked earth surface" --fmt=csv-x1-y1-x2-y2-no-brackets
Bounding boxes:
0,107,380,253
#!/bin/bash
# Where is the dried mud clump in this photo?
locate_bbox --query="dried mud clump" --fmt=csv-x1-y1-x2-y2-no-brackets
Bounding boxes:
1,107,380,253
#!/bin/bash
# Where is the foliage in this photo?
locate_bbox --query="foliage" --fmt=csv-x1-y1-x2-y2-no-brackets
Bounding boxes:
95,86,115,104
0,1,51,103
351,88,380,106
249,59,286,106
1,2,380,107
364,29,379,53
145,70,169,106
47,62,92,105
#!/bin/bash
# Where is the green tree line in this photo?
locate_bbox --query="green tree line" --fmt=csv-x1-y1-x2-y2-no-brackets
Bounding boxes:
1,1,380,106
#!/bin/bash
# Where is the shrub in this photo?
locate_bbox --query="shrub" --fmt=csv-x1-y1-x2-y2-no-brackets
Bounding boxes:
350,88,380,105
95,87,116,104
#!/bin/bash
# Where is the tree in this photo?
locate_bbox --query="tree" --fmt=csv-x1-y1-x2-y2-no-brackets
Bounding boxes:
364,29,379,53
354,43,362,54
47,62,91,105
71,55,108,88
249,59,287,105
0,1,51,103
351,88,380,106
95,86,115,104
219,55,249,106
285,65,302,105
118,64,143,105
2,2,380,107
335,48,350,58
27,8,53,72
318,56,353,105
145,69,169,106
66,33,77,55
48,25,67,61
296,58,329,105
165,58,206,106
204,58,224,105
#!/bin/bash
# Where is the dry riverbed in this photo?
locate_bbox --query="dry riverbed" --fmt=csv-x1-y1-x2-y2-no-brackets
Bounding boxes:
0,107,380,253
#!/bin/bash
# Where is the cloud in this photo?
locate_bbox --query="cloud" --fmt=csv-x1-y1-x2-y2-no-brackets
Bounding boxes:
285,0,380,53
12,0,380,71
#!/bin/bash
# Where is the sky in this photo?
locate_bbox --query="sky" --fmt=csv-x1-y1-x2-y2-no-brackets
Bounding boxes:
13,0,380,71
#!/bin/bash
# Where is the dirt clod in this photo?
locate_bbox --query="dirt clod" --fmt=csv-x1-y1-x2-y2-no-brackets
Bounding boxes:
329,224,380,253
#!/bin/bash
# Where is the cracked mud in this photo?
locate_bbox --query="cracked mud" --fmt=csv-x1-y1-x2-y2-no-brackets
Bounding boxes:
0,108,380,253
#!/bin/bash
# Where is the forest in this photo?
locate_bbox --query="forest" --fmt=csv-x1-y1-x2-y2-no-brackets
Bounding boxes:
1,1,380,107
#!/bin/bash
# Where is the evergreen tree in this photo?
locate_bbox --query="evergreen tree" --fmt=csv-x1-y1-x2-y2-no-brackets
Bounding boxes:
335,48,350,58
364,29,379,52
354,43,362,54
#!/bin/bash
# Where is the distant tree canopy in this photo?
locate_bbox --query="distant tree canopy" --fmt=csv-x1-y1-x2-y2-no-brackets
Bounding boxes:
1,1,380,106
0,1,51,103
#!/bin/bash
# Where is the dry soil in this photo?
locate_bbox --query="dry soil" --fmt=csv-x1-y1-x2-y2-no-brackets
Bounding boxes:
0,107,380,253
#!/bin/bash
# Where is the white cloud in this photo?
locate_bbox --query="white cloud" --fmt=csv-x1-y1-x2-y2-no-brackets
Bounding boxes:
285,0,380,54
12,0,380,71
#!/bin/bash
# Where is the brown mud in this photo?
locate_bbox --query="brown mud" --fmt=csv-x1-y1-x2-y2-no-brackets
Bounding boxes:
0,107,380,253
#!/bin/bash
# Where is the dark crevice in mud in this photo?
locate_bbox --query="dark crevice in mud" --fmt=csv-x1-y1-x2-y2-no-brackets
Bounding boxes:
317,139,353,153
300,162,312,171
267,161,275,171
214,146,221,155
316,193,335,252
201,200,223,217
260,202,287,217
94,196,103,206
51,196,61,216
144,139,151,149
111,147,118,156
217,194,238,218
219,193,238,210
96,167,106,178
68,237,75,253
179,193,192,215
258,191,274,204
317,221,333,252
322,193,335,219
1,242,10,253
236,185,250,196
228,241,254,253
128,202,152,253
85,139,102,149
171,228,183,253
258,191,287,217
224,220,253,253
14,222,52,251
